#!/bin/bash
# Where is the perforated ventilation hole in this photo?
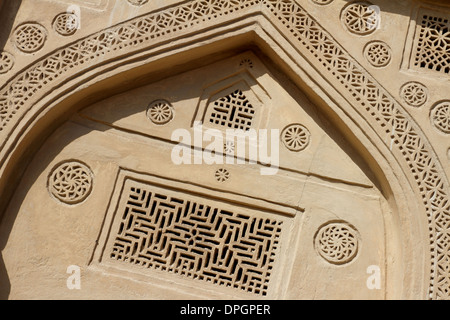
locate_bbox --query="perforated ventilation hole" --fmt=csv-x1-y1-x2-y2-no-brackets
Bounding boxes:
364,41,392,68
281,124,311,152
109,183,283,296
431,102,450,134
0,52,14,74
341,2,380,36
0,0,447,299
208,89,255,131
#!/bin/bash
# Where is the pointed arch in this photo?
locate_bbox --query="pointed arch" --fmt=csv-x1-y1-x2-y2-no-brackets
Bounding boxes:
0,0,448,299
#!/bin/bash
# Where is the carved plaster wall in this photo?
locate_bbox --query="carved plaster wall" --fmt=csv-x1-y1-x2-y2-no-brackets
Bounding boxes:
0,0,449,300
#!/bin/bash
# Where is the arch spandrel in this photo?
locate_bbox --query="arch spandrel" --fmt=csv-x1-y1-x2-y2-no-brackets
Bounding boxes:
0,0,448,300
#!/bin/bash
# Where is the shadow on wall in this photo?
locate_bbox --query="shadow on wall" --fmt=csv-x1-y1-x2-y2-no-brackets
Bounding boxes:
0,0,22,51
0,254,9,300
0,0,22,301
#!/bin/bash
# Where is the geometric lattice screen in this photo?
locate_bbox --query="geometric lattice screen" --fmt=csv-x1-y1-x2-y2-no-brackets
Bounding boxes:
107,179,285,296
207,89,256,131
413,13,450,74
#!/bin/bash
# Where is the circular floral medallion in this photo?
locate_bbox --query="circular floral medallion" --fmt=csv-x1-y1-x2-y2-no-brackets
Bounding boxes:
364,41,392,68
431,102,450,134
48,161,93,205
147,100,174,125
13,23,47,53
341,2,380,35
0,52,14,74
281,124,311,152
215,168,230,182
53,13,79,36
400,82,428,108
315,222,360,265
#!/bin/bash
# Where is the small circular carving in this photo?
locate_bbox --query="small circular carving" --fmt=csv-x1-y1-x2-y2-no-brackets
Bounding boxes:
0,52,14,74
240,58,254,69
341,2,379,35
431,102,450,134
312,0,334,5
53,13,79,36
400,82,428,108
224,141,235,156
215,169,230,182
364,41,392,68
147,100,174,125
281,124,311,152
127,0,149,5
48,161,93,205
315,222,359,265
13,23,47,53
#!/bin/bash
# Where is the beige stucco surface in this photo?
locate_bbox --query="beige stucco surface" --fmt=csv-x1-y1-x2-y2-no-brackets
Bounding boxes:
0,0,449,300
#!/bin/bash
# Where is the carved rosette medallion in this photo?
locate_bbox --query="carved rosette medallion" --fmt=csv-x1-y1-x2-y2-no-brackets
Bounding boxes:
147,100,174,125
13,23,47,53
315,222,360,265
48,161,93,205
431,102,450,134
281,124,311,152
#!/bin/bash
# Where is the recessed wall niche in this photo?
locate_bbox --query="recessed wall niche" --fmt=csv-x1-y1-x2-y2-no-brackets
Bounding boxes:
0,50,388,299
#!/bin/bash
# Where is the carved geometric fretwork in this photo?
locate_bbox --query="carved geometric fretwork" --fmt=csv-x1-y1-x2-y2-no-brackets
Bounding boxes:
413,12,450,75
400,82,428,108
0,0,260,134
12,23,47,53
315,222,360,265
0,52,14,74
264,0,450,299
107,178,285,296
48,161,93,205
207,89,255,131
431,102,450,134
